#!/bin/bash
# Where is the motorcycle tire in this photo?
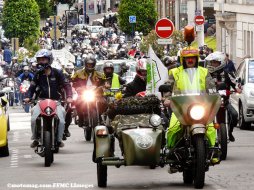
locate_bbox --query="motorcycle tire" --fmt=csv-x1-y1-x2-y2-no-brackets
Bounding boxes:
183,169,193,184
218,123,228,160
97,163,107,187
44,131,53,167
84,127,92,141
0,142,9,157
193,134,206,189
9,92,14,107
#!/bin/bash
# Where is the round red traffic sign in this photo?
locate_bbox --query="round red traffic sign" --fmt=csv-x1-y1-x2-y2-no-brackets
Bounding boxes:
194,15,205,25
155,18,174,39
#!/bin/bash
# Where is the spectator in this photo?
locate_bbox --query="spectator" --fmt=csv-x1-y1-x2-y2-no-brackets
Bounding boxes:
224,53,236,78
86,14,90,24
207,24,216,36
79,5,84,15
3,46,12,65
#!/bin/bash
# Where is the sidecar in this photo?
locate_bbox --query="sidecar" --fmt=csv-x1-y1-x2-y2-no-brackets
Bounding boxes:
94,113,164,187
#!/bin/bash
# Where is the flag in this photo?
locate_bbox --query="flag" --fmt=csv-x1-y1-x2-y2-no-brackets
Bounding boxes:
146,45,168,98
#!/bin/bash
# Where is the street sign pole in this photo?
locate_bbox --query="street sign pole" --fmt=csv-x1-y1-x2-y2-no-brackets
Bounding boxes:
84,0,86,24
129,16,136,38
54,15,57,49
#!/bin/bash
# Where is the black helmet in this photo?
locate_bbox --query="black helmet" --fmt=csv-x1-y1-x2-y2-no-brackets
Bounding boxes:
84,55,96,73
163,56,174,67
120,62,129,72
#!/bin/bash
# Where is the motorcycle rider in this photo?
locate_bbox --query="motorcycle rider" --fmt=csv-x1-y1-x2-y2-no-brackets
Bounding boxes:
24,49,73,148
103,61,126,91
18,66,34,83
119,62,130,78
71,55,105,127
205,51,240,142
123,58,147,97
163,56,180,70
62,62,75,139
163,46,219,162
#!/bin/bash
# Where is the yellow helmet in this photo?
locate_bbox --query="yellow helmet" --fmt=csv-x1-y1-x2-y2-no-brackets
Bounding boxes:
180,46,199,64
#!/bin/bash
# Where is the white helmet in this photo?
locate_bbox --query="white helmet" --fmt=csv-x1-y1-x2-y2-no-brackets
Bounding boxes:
136,58,147,80
65,62,74,75
205,51,226,73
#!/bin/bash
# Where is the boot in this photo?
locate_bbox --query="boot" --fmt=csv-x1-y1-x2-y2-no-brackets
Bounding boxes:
64,127,71,137
229,127,235,142
229,132,235,142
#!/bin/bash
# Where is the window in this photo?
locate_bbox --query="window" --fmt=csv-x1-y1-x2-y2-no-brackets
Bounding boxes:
248,61,254,83
246,0,254,4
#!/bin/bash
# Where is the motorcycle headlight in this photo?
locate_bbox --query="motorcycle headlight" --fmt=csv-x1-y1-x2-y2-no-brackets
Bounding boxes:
189,104,205,121
149,114,162,127
82,90,95,102
45,107,53,116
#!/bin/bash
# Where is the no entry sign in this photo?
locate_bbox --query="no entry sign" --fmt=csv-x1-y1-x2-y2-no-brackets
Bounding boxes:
194,15,205,25
155,18,174,39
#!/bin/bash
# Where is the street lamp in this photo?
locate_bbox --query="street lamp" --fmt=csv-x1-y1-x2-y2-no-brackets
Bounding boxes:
83,0,86,23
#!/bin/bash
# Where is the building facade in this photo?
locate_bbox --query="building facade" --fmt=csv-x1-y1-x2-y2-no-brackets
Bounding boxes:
156,0,215,29
214,0,254,64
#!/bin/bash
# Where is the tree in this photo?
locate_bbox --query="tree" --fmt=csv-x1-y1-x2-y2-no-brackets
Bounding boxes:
118,0,157,36
2,0,40,44
140,30,185,58
35,0,51,18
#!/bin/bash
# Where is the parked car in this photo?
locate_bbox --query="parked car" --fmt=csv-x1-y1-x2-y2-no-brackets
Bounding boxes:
232,58,254,129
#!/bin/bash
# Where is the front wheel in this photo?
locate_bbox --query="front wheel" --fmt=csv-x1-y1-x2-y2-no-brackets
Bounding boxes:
44,131,53,167
218,123,228,160
9,92,14,106
193,135,206,189
97,163,107,187
84,127,92,141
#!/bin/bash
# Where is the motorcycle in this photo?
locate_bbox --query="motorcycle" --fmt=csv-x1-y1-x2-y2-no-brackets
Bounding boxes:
33,99,62,167
3,78,15,106
215,87,234,160
20,80,31,113
94,81,222,189
93,95,163,187
76,86,102,141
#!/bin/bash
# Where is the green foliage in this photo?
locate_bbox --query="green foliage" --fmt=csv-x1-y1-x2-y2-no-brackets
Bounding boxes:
2,0,40,44
118,0,157,36
35,0,51,18
23,37,40,58
140,30,185,58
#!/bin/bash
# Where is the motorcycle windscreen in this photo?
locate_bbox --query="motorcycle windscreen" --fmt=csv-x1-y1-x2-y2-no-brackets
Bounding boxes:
170,68,221,125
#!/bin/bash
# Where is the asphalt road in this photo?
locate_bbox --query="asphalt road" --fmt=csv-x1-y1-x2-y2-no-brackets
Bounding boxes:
1,106,254,190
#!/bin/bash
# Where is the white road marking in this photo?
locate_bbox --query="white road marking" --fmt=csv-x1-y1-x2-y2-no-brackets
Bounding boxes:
24,155,32,159
10,149,19,168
